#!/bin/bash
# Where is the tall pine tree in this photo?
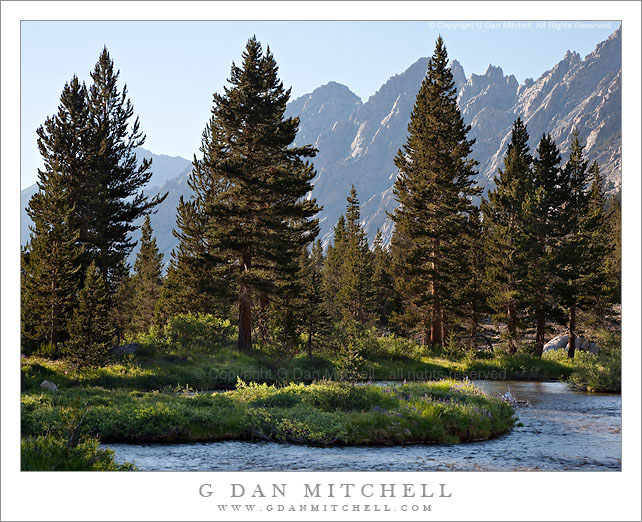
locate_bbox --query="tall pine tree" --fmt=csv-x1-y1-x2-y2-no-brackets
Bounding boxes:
174,37,320,350
390,36,480,346
579,162,611,325
554,130,592,358
522,133,564,356
481,118,533,353
21,77,88,351
85,47,166,290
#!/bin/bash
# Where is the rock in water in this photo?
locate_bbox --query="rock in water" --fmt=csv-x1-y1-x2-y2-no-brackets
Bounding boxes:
40,380,58,391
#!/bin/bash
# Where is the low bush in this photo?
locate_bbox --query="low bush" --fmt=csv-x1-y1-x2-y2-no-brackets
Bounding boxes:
164,313,232,352
21,435,136,471
543,331,621,393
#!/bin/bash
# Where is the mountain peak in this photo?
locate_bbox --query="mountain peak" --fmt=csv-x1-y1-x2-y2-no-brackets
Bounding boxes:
485,63,504,79
562,50,581,63
450,59,466,87
311,81,360,100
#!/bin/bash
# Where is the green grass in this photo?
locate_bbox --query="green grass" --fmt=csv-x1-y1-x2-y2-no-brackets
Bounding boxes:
21,348,576,396
21,379,516,445
20,348,336,392
21,310,616,394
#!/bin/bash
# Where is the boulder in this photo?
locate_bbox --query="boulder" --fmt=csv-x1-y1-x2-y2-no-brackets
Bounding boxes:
543,334,599,354
40,380,58,391
110,343,141,356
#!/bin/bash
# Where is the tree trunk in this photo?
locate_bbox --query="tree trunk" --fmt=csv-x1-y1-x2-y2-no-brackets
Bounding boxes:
441,310,449,347
307,329,313,358
421,314,430,346
534,311,546,358
469,317,478,351
567,306,576,359
256,293,269,342
430,240,442,346
507,301,517,354
431,298,442,347
237,285,252,351
237,252,252,351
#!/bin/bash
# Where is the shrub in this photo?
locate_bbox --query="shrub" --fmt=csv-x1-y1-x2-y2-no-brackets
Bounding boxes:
164,313,232,351
375,334,424,360
568,332,621,393
32,342,61,359
21,435,136,471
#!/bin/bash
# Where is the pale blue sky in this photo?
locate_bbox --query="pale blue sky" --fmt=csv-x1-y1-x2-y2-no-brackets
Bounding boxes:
21,20,619,188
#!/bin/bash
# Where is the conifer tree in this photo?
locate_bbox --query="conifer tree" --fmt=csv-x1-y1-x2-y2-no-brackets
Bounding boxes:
129,216,164,334
21,181,82,351
21,77,88,351
579,162,611,325
371,230,398,329
336,186,375,323
605,193,622,305
168,163,236,319
554,131,592,358
85,47,166,290
456,210,491,350
322,215,348,321
67,262,116,368
481,118,533,353
390,36,480,346
175,37,320,350
297,242,331,357
112,271,134,341
522,133,564,356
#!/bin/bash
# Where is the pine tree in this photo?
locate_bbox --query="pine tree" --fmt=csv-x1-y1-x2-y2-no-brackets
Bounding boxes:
21,77,88,352
481,118,533,353
522,133,564,356
21,181,82,351
129,216,164,334
111,271,134,341
371,229,398,329
67,262,116,368
554,130,592,358
456,210,491,350
175,37,320,350
297,242,331,357
605,193,621,305
336,186,375,323
580,162,611,325
85,47,166,291
322,215,348,322
168,167,236,320
390,36,480,346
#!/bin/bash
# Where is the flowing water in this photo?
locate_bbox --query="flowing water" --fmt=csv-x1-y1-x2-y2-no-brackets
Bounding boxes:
106,381,621,471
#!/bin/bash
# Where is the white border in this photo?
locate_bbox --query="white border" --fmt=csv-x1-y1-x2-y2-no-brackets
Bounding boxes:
2,2,640,521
